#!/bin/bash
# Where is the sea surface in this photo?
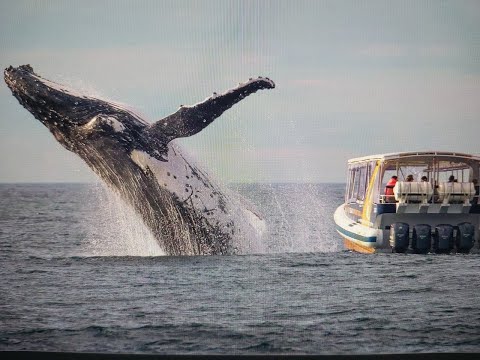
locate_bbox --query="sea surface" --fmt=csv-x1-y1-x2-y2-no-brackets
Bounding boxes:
0,183,479,354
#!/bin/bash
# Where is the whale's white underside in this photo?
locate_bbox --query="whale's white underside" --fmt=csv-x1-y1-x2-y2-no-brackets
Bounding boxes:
131,141,266,253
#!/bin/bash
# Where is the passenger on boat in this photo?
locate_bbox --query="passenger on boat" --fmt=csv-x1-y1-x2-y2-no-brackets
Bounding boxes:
421,176,428,182
448,175,456,182
406,174,414,182
385,175,397,203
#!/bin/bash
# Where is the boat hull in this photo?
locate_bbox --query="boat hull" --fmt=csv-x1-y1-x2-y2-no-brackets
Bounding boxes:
334,204,384,254
334,204,480,254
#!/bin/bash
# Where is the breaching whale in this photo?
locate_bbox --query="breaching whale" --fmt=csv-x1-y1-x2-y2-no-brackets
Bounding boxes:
4,65,275,255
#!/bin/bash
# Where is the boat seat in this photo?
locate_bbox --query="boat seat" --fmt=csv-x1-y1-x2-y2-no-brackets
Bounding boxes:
437,182,476,205
393,181,433,204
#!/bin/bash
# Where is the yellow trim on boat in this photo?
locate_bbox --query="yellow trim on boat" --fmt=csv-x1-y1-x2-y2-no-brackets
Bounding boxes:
361,160,381,225
343,238,376,254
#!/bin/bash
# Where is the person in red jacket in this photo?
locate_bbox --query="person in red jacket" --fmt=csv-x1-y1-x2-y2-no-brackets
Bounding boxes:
385,175,398,203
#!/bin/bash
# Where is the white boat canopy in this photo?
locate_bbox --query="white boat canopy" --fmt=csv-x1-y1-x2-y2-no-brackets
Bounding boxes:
348,151,480,166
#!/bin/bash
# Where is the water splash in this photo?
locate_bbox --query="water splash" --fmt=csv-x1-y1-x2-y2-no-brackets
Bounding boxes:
83,182,164,256
80,182,341,256
233,183,342,253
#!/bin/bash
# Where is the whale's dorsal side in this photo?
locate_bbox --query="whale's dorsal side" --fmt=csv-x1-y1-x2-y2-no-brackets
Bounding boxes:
147,77,275,143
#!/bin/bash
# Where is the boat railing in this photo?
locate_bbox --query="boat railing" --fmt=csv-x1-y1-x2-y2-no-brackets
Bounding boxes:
379,181,478,206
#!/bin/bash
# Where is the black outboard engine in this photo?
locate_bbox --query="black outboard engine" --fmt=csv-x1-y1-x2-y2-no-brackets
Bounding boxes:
433,224,454,254
389,222,409,253
455,222,475,254
411,224,431,254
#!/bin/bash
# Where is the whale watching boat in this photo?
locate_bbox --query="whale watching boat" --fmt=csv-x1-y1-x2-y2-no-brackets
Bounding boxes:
334,151,480,254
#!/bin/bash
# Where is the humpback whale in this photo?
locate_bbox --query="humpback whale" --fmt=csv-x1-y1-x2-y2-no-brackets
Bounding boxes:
4,65,275,255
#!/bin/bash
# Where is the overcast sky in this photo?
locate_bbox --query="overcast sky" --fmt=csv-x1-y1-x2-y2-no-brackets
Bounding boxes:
1,0,479,183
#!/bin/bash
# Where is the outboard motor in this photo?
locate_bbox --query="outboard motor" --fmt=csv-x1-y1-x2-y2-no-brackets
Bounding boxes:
411,224,431,254
455,222,475,254
433,224,454,254
389,222,409,253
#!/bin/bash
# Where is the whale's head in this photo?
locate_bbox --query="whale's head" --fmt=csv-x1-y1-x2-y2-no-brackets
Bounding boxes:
5,65,101,128
4,64,151,154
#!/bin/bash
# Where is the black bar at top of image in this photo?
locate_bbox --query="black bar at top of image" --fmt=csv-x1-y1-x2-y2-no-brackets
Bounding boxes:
1,351,480,360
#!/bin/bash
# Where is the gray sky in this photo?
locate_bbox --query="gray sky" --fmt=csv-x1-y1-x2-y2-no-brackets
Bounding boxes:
1,0,479,183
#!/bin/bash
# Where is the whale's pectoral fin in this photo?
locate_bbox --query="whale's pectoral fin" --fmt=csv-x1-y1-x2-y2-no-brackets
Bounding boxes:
147,77,275,142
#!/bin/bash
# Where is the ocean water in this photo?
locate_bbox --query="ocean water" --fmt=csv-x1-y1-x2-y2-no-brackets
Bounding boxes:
0,183,479,354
